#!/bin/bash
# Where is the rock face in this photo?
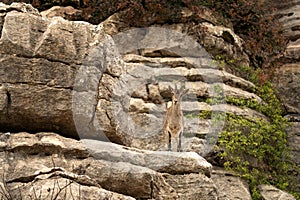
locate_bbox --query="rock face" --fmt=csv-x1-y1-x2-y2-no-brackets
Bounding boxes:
258,184,296,200
0,132,221,199
0,3,124,140
41,6,82,21
0,2,266,156
273,0,300,114
211,168,252,200
272,0,300,188
82,139,212,176
96,18,263,155
0,2,298,199
0,2,98,138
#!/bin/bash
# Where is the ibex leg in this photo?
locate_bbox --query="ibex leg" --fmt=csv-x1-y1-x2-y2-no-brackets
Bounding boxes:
165,129,172,151
177,132,182,152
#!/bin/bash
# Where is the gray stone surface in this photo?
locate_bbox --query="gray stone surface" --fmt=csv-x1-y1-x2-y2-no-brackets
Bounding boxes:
41,6,82,21
273,0,300,115
259,184,296,200
163,173,219,200
0,2,298,199
273,0,300,192
212,168,252,200
9,171,135,200
0,2,267,153
0,132,222,200
0,132,177,199
0,3,113,139
82,139,212,176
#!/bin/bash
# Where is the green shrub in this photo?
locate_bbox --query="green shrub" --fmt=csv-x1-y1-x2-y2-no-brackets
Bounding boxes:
219,82,300,200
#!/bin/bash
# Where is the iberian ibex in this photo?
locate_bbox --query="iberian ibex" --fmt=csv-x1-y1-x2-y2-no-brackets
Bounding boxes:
163,84,188,152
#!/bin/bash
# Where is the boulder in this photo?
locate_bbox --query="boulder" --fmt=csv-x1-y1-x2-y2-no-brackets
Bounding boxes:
211,168,252,200
163,173,218,200
7,169,135,200
0,3,122,140
2,132,89,158
258,184,296,200
82,139,212,177
0,132,225,199
41,6,82,21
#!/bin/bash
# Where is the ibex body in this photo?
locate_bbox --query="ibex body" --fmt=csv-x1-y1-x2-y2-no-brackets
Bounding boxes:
163,84,188,152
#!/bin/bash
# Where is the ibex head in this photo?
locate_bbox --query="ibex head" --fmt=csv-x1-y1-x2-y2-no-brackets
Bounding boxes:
169,84,189,105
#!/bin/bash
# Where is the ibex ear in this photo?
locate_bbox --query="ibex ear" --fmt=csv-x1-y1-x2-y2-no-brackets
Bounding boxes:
168,85,174,95
181,88,189,96
179,84,188,94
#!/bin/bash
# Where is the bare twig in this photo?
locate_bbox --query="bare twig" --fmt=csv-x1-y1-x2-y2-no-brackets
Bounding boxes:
32,186,38,200
0,173,12,200
62,180,68,200
78,184,81,200
51,156,56,168
50,180,56,200
17,186,23,200
52,179,73,200
69,180,76,200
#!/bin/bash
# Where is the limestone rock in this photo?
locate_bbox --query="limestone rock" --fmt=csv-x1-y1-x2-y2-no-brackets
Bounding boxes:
274,0,300,50
79,159,177,199
41,6,82,21
1,2,299,199
101,12,129,35
258,184,296,200
287,120,300,166
2,132,89,158
129,98,164,114
274,63,300,114
8,2,40,15
129,96,264,120
131,85,148,100
273,0,300,114
163,173,218,200
82,139,212,177
7,169,135,200
272,1,300,192
0,3,266,153
0,132,261,200
201,22,244,50
1,132,173,199
0,132,233,199
2,0,81,10
212,168,252,200
0,85,8,112
0,3,119,139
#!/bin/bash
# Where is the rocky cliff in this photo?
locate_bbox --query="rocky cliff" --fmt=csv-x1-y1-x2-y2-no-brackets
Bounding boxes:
272,0,300,171
0,2,298,200
0,2,261,150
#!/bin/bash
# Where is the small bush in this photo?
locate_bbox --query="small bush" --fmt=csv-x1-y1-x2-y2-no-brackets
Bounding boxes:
219,82,300,200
